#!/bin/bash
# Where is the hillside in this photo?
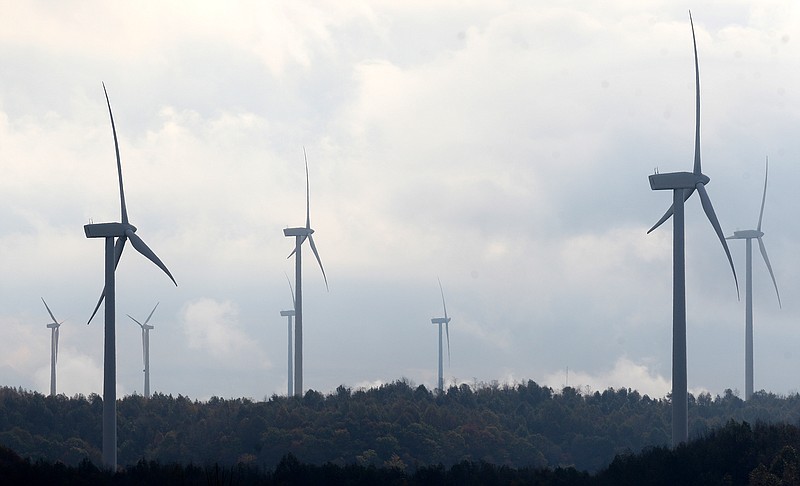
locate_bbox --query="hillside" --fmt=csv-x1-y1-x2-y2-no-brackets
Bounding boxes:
2,421,800,484
2,380,800,472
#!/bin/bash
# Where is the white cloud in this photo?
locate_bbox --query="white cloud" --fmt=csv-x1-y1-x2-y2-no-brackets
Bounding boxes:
542,357,672,399
181,298,270,368
0,316,41,378
33,349,105,397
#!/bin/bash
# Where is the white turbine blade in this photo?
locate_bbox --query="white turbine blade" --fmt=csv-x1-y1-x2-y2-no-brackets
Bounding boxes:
285,272,296,308
757,157,769,232
102,83,128,225
126,230,177,286
757,237,781,308
286,235,309,259
437,278,451,365
437,278,448,320
88,236,128,324
41,298,58,325
304,147,310,230
696,183,739,298
54,326,59,365
141,329,147,367
127,314,145,329
689,11,702,176
445,321,451,367
308,235,328,291
647,188,695,234
144,302,160,325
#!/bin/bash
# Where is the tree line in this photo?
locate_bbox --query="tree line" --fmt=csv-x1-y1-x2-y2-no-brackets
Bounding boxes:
2,380,800,473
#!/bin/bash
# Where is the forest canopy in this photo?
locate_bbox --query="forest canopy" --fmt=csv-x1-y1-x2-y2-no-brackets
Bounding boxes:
1,380,799,473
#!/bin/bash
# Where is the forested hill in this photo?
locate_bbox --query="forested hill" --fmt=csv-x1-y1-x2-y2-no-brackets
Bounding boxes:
2,380,800,473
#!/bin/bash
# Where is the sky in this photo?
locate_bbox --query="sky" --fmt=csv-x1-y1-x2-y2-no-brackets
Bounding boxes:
1,1,799,402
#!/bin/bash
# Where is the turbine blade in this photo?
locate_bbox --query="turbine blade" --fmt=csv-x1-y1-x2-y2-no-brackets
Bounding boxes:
757,237,781,308
88,236,127,324
285,272,296,308
647,188,696,234
127,314,145,328
144,302,160,325
102,83,128,225
41,298,58,325
113,234,127,269
308,234,328,291
445,321,451,367
437,278,448,320
696,183,739,298
88,293,104,325
126,230,177,286
689,12,702,176
757,156,769,232
286,235,308,259
304,147,310,229
54,327,59,365
141,328,146,367
87,237,126,324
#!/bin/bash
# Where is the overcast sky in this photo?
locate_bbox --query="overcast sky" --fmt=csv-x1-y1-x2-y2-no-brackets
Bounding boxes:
1,1,799,401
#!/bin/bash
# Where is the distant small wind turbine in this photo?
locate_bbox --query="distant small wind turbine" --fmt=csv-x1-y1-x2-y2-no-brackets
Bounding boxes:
647,13,738,447
430,279,452,394
283,148,328,397
126,302,159,399
280,273,296,397
726,157,781,401
84,84,177,469
41,298,62,397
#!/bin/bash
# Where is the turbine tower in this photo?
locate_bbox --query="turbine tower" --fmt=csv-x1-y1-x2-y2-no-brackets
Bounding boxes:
647,13,738,447
41,298,62,397
283,148,327,397
430,279,451,394
280,273,296,397
126,302,160,399
84,84,177,469
726,158,780,401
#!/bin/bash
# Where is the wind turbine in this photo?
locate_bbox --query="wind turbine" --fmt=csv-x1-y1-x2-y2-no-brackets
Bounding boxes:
280,273,296,397
727,158,780,401
126,302,159,399
283,148,327,397
430,279,451,394
647,13,738,447
84,84,177,469
41,298,62,397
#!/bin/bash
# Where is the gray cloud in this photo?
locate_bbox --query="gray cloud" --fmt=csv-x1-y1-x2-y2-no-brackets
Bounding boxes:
1,1,799,401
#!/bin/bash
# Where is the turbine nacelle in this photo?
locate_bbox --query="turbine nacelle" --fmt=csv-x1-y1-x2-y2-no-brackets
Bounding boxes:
431,317,451,325
727,229,764,240
280,310,296,317
649,171,709,191
283,227,314,237
46,323,60,329
84,222,137,238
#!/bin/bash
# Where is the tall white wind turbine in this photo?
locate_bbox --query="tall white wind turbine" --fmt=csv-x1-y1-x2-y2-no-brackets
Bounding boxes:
280,273,296,397
430,279,452,394
84,84,177,469
283,149,328,397
647,13,738,447
126,302,160,399
727,158,780,401
41,298,63,397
